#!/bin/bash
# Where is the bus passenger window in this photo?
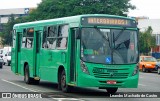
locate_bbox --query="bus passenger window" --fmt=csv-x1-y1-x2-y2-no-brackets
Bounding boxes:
46,26,57,49
24,28,34,48
57,25,68,49
42,27,47,48
22,29,27,48
12,30,16,48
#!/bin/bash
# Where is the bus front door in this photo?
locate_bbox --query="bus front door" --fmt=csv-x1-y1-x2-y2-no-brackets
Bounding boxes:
70,29,77,82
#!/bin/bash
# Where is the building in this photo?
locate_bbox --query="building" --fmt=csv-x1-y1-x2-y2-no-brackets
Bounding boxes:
0,8,33,32
0,8,34,48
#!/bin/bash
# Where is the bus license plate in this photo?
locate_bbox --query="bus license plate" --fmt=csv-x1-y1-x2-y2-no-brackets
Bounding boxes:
107,80,116,84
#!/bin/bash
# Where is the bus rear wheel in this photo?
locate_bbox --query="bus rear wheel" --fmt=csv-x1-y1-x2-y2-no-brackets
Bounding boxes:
24,65,40,84
106,87,118,94
60,70,71,93
24,65,33,84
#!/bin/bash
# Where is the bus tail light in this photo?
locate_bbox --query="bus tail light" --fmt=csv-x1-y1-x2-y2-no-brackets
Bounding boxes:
80,60,90,74
132,66,139,76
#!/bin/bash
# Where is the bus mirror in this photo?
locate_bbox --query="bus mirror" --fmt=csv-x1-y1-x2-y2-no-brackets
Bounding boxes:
75,28,80,39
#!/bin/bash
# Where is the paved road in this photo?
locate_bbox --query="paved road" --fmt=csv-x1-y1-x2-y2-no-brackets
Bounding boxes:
0,65,160,101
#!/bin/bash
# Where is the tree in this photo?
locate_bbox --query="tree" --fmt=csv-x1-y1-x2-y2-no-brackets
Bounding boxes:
27,0,135,21
139,26,156,55
1,14,16,46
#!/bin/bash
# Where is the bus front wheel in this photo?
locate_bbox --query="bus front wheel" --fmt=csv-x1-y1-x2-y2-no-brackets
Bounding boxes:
106,87,118,94
60,70,71,92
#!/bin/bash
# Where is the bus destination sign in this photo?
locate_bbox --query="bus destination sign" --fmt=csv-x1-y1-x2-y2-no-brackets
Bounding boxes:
81,17,137,27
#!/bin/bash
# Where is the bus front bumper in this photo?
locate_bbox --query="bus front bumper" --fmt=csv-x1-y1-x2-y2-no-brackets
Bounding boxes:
77,73,139,88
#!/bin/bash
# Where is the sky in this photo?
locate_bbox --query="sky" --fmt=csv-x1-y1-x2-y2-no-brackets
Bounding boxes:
128,0,160,19
0,0,159,19
0,0,42,9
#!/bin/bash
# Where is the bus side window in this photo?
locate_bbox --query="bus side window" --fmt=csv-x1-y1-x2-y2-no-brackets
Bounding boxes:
57,25,68,49
22,29,27,48
46,26,57,49
25,28,34,48
12,29,16,48
42,27,47,48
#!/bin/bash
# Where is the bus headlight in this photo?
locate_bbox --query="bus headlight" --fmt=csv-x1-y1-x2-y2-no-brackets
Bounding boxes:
80,60,90,74
132,66,139,76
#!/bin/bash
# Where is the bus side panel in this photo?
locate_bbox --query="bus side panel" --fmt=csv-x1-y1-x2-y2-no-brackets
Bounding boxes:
20,48,34,77
39,49,58,82
11,48,16,73
53,50,68,82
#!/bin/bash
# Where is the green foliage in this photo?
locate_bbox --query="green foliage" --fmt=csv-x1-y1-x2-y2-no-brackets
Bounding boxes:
1,15,16,46
14,0,135,22
27,0,135,20
139,26,156,54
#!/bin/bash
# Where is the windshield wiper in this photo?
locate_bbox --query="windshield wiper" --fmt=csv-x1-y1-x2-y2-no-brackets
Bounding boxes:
113,27,126,42
94,27,111,49
112,27,127,50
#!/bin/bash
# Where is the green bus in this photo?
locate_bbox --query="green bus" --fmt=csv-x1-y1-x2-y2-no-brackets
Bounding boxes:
11,14,139,93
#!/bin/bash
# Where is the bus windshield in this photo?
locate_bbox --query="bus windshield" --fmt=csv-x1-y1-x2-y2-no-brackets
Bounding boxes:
81,28,139,64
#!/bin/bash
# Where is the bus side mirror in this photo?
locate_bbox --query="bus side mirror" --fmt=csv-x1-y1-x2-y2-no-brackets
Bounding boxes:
75,28,81,39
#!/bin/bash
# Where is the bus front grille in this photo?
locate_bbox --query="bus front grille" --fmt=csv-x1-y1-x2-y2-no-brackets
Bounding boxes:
93,72,129,79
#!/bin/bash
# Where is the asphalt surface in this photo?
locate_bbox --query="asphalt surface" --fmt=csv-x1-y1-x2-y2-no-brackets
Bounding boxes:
0,65,160,101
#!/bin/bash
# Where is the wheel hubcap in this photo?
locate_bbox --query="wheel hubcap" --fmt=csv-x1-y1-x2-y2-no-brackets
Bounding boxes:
25,70,28,82
61,75,66,88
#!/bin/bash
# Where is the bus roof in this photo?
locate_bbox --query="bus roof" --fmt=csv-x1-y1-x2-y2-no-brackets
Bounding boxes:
13,14,136,28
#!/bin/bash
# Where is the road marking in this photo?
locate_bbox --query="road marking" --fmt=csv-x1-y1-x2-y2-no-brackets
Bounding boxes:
1,79,41,92
138,83,146,86
1,79,85,101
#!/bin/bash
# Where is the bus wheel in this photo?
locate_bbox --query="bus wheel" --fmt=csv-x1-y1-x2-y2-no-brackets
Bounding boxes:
142,66,146,72
24,65,33,84
60,70,70,93
106,88,118,94
158,68,160,75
